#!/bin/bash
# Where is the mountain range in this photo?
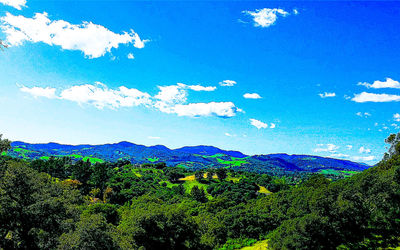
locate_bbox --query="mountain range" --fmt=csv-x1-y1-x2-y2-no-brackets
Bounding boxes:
6,141,370,176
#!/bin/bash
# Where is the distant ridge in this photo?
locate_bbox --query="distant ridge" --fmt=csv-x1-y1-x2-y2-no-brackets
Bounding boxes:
7,141,370,175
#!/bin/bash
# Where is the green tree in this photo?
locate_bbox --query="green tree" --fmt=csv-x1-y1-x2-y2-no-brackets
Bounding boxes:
191,186,207,203
215,168,227,180
58,213,117,249
0,161,82,249
0,134,11,153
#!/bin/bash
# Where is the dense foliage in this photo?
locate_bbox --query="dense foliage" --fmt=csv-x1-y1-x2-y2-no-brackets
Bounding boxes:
1,134,400,249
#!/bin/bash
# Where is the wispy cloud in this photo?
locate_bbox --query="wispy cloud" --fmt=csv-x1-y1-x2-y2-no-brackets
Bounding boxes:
186,84,216,92
358,78,400,89
351,92,400,103
352,155,375,162
359,146,371,154
394,113,400,122
172,102,240,118
243,93,262,99
219,80,237,87
0,12,148,58
356,112,371,118
19,84,57,99
225,132,236,137
313,144,339,153
318,92,336,98
242,8,290,28
0,0,26,10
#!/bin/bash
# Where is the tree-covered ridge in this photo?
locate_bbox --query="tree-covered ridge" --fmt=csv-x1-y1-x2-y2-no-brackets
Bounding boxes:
0,134,399,249
6,141,369,179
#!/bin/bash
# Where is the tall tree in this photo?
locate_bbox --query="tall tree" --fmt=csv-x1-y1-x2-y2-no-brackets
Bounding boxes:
0,134,11,153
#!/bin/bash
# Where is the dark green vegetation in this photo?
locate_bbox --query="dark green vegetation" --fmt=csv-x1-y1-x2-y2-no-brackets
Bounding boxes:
7,141,368,180
1,134,400,249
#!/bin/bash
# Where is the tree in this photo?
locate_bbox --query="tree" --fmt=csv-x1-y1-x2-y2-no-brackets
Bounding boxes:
215,168,227,180
58,213,117,249
191,186,207,203
194,171,203,181
207,170,214,181
0,134,11,154
0,161,82,249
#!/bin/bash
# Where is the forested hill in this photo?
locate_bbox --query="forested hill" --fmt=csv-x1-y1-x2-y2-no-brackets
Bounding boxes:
7,141,369,176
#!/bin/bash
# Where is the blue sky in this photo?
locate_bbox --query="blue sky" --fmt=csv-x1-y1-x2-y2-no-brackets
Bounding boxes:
0,1,400,164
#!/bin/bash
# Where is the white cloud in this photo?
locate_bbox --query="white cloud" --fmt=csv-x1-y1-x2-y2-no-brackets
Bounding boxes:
250,118,268,129
270,123,276,129
318,92,336,98
0,12,148,58
394,113,400,122
330,153,350,158
172,102,240,118
352,155,375,162
243,93,262,99
19,85,57,99
127,53,134,59
225,133,236,137
346,145,353,150
0,0,26,10
293,9,299,15
313,144,339,153
358,78,400,89
186,84,216,92
359,146,371,154
219,80,237,87
20,82,152,109
148,136,161,139
154,84,187,106
356,112,371,118
351,92,400,103
243,8,289,28
21,82,241,118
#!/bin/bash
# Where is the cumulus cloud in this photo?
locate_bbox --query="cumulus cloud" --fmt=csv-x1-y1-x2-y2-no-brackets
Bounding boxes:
0,12,148,58
250,118,268,129
127,53,134,59
243,93,262,99
351,92,400,103
20,82,152,109
313,144,339,153
359,146,371,154
243,8,289,28
0,0,26,9
270,123,276,129
19,85,57,99
20,82,241,118
219,80,236,87
394,113,400,122
358,78,400,89
318,92,336,98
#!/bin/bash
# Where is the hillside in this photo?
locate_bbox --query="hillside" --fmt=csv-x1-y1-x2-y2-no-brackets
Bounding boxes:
6,141,369,177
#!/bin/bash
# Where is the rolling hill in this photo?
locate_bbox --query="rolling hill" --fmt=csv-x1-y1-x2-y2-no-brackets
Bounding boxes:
6,141,370,176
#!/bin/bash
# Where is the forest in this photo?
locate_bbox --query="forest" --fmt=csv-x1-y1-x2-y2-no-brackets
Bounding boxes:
1,133,400,249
